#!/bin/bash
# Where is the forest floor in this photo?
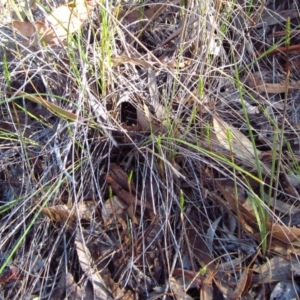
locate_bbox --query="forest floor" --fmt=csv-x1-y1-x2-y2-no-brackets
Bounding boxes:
1,0,300,299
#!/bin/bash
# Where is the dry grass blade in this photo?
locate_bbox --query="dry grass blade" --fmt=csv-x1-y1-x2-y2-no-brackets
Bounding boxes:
12,91,81,121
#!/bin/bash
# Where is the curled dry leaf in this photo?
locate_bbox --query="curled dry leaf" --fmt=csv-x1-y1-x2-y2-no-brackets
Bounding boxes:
107,175,153,211
41,201,96,222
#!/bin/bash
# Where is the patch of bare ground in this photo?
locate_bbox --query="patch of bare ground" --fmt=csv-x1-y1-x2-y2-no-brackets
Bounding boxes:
1,0,300,299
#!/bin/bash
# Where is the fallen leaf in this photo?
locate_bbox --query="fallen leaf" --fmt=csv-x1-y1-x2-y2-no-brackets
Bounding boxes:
270,281,300,300
202,274,214,300
252,256,291,284
110,164,136,195
107,175,153,211
66,272,86,299
118,3,166,23
102,273,134,300
169,276,194,300
213,117,261,161
41,201,96,222
12,91,81,122
247,72,300,94
101,196,126,226
217,182,300,244
75,229,114,300
206,216,222,250
229,269,253,300
11,21,38,45
11,0,98,46
172,269,201,289
0,266,22,284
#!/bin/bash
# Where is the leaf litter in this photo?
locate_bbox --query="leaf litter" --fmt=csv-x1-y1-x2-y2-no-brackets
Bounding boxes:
2,0,300,299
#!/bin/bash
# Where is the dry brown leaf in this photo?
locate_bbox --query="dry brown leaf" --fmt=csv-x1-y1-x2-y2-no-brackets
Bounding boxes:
247,72,300,94
169,276,194,300
252,256,291,284
101,196,126,226
118,3,166,23
75,229,114,300
112,55,156,70
65,272,86,299
42,204,71,221
11,20,38,45
213,117,261,161
173,269,201,290
186,225,215,271
266,222,300,243
201,275,214,300
11,0,97,46
107,175,153,211
271,238,300,256
217,183,300,244
13,91,81,122
110,163,136,195
41,201,96,222
102,274,134,300
0,266,22,284
229,269,253,300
